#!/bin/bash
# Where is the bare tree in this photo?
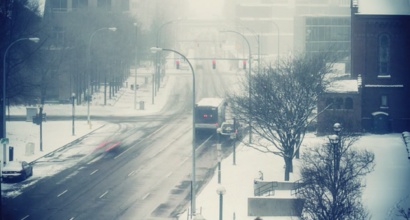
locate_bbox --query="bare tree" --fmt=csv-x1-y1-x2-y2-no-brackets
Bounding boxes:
228,52,337,181
297,134,375,220
397,206,410,220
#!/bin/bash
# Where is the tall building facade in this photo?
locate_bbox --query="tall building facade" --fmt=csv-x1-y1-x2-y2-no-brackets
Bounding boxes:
224,0,351,62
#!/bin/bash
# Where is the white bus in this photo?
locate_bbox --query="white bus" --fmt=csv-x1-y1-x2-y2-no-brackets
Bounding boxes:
195,98,227,132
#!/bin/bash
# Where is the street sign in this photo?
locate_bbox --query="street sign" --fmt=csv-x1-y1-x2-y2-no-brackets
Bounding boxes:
0,138,9,144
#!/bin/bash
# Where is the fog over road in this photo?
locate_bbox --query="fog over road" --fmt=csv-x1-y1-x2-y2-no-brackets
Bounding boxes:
2,46,243,219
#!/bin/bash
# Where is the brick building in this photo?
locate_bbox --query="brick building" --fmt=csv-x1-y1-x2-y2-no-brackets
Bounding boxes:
351,0,410,133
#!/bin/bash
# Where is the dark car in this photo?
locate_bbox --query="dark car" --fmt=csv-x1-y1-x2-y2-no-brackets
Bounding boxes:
219,120,244,140
2,161,33,182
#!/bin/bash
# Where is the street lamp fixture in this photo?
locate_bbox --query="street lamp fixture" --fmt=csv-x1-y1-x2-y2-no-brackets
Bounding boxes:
150,46,198,217
216,184,226,220
87,27,116,125
333,123,342,135
219,29,252,143
3,37,40,165
329,134,339,145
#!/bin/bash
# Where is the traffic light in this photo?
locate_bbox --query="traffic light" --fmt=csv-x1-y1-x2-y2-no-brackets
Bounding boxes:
243,60,246,69
176,60,179,69
212,60,216,69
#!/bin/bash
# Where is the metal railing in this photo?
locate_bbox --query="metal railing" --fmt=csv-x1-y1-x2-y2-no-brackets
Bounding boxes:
254,181,278,196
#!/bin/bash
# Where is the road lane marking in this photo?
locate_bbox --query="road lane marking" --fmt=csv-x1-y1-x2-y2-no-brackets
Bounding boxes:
57,190,68,197
87,156,101,165
127,170,135,176
179,157,189,167
21,215,29,220
114,145,134,159
136,166,143,173
99,191,108,198
196,135,213,152
142,193,150,200
166,172,172,178
90,169,98,175
144,124,167,139
149,127,191,159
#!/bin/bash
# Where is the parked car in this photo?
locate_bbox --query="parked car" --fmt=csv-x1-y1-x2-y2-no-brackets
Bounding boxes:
2,161,33,182
219,120,244,139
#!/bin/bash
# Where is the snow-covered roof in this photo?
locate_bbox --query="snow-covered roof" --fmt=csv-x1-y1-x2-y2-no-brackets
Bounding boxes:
327,79,359,94
356,0,410,15
325,63,359,94
196,98,225,107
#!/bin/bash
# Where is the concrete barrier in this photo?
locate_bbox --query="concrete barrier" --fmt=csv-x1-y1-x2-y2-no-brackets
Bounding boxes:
248,197,305,217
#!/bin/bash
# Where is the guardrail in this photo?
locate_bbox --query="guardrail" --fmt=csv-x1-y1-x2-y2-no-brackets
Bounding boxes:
254,181,278,196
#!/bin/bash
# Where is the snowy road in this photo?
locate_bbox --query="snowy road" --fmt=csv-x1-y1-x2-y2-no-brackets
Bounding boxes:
2,47,244,219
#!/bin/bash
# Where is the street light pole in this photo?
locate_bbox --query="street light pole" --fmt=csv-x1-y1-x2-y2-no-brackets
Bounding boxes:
134,23,138,110
72,93,75,136
155,19,181,94
150,46,197,217
216,185,226,220
39,104,43,151
2,37,39,217
267,21,280,68
242,27,260,75
219,29,252,143
87,27,116,125
3,37,39,165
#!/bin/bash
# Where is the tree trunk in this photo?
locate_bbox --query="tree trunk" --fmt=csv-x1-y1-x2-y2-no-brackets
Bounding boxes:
284,157,292,181
104,76,106,105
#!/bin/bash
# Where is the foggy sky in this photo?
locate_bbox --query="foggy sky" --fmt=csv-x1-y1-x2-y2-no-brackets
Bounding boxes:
186,0,224,19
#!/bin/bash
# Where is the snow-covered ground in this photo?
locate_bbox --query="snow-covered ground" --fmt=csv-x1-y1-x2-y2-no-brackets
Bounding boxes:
2,58,410,220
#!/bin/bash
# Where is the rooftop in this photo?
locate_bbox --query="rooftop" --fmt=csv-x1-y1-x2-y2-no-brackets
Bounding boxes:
356,0,410,15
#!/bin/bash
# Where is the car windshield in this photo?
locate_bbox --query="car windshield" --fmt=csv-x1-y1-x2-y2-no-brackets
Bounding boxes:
222,124,234,130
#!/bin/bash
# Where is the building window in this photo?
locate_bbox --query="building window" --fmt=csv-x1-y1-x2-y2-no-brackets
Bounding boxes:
97,0,111,10
345,97,353,109
72,0,88,9
381,95,388,108
325,97,333,109
378,33,390,76
335,97,343,109
131,1,138,9
121,0,129,11
52,26,65,46
51,0,67,11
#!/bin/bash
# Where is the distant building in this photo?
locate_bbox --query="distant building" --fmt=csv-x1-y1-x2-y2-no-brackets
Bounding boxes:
224,0,351,60
317,71,362,135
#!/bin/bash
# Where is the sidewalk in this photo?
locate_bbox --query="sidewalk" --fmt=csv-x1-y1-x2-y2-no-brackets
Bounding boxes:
2,66,179,168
